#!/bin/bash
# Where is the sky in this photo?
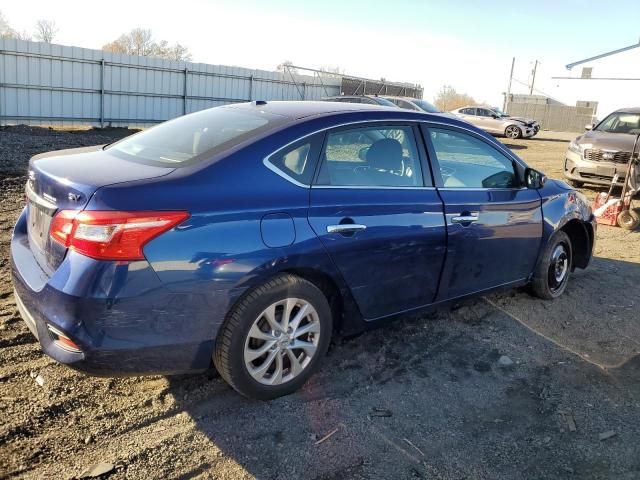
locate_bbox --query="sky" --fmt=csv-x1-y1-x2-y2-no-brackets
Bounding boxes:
1,0,640,107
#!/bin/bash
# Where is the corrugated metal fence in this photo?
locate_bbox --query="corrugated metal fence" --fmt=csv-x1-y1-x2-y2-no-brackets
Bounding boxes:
507,100,596,133
0,39,342,127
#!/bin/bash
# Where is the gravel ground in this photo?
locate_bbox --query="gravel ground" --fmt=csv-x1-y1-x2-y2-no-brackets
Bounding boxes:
0,127,638,480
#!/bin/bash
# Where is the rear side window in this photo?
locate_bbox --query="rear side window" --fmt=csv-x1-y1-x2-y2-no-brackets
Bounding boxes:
427,127,518,189
315,125,425,187
107,106,286,166
266,134,323,185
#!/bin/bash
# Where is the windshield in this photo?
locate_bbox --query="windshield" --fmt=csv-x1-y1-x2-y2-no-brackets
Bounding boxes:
107,106,286,165
492,107,509,117
595,112,640,135
413,100,441,113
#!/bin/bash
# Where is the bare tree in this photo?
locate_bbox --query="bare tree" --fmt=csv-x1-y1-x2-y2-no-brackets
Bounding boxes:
102,28,192,61
433,85,476,111
34,19,58,43
0,10,31,40
278,60,298,75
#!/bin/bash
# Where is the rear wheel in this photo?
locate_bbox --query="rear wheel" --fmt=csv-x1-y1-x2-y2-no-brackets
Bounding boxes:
531,231,572,299
505,125,522,139
617,210,640,230
214,274,332,400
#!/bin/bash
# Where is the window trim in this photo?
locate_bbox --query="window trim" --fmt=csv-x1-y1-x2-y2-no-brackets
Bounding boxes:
263,118,527,190
420,123,527,190
313,122,431,189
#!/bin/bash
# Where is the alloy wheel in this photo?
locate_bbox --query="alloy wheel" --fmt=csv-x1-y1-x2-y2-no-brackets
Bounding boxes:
505,126,521,139
243,298,321,385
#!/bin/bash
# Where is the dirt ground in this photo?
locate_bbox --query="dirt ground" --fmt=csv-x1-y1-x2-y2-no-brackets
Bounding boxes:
0,126,638,480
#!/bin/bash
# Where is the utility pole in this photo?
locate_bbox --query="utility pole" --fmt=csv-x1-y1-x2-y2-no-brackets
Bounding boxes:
529,59,538,95
503,57,515,112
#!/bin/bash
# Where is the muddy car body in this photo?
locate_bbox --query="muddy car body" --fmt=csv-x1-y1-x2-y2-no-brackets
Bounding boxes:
12,101,596,399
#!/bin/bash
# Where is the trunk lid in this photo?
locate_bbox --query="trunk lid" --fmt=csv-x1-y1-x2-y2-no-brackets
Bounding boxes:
26,145,175,275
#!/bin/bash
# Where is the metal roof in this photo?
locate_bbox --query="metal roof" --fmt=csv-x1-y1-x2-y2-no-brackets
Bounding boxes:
566,42,640,70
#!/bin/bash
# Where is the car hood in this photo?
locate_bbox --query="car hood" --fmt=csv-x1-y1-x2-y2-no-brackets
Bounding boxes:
504,116,536,125
575,130,640,151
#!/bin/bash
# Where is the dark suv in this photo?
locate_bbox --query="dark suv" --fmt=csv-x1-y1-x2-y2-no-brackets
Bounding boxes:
564,108,640,187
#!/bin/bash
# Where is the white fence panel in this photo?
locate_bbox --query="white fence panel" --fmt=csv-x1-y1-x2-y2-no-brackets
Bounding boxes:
0,38,342,127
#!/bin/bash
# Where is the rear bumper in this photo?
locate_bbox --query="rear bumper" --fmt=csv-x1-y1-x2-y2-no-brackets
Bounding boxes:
10,208,219,376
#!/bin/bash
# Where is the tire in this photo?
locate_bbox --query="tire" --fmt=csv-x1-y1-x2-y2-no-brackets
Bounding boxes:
214,274,332,400
505,125,522,139
617,210,640,230
567,179,584,188
531,231,572,300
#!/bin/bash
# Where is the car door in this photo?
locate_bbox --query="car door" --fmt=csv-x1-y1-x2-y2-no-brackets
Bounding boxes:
308,123,447,320
459,108,481,128
478,108,503,134
421,124,543,300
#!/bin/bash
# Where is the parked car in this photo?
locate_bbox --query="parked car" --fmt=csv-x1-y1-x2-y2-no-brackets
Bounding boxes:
564,107,640,187
451,106,538,139
12,101,596,400
321,95,398,107
381,96,441,113
492,107,541,134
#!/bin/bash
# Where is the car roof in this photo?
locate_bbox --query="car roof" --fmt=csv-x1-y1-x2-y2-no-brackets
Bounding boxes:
223,100,476,130
613,107,640,114
381,96,417,102
226,100,397,119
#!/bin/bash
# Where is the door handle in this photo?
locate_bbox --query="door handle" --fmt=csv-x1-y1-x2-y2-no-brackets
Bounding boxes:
451,215,478,224
326,224,367,234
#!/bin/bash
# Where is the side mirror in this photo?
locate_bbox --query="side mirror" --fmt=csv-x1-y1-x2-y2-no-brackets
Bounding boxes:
492,114,499,119
585,124,593,131
525,168,546,189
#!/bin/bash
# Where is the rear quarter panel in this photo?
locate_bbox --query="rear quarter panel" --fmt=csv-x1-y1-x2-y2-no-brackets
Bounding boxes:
86,117,361,331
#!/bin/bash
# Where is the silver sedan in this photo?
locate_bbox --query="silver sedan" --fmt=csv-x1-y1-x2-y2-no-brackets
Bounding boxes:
451,106,537,139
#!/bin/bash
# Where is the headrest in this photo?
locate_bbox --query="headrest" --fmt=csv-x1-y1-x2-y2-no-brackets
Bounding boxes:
366,138,403,172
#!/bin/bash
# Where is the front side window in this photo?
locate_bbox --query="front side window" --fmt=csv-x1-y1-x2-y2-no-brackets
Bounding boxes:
108,106,285,166
315,125,425,187
427,128,518,189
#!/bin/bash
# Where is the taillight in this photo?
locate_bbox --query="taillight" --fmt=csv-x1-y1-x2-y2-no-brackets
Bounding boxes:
50,210,189,260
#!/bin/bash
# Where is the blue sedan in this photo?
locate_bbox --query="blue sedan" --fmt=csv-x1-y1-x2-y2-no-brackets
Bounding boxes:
11,101,596,399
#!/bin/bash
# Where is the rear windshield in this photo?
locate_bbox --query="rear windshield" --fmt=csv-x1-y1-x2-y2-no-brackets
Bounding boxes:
107,106,287,166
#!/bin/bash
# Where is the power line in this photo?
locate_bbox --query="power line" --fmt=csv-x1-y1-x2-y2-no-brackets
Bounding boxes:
510,77,565,104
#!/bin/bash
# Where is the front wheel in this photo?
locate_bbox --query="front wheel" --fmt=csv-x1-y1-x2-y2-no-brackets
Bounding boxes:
214,274,332,400
531,231,572,300
505,125,522,139
567,179,584,188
